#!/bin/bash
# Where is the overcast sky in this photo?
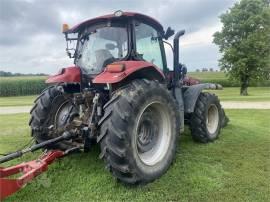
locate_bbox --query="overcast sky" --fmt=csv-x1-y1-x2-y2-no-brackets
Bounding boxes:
0,0,238,74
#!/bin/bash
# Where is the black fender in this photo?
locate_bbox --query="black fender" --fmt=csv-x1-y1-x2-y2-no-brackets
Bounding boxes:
183,83,223,113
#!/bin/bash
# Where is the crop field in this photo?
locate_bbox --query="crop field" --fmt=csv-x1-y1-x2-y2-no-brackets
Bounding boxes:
0,109,269,202
0,72,269,97
0,76,46,97
0,76,46,81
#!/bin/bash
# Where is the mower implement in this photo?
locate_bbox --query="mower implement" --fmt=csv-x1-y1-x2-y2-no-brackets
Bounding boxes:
0,150,64,200
0,131,80,200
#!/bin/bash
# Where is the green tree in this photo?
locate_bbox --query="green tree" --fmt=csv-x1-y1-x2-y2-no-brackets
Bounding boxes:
213,0,270,95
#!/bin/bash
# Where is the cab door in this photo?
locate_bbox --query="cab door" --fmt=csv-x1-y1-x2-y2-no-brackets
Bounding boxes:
134,21,167,72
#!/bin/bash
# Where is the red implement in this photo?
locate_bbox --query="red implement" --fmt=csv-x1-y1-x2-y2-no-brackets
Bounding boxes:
0,150,64,200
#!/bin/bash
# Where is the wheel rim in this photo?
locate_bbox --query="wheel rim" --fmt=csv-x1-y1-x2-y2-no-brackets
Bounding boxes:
206,104,219,135
54,100,77,129
136,102,172,166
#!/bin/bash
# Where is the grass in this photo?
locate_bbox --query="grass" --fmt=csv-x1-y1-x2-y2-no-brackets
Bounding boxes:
187,72,270,87
0,95,36,107
206,87,270,102
1,110,269,202
188,71,226,81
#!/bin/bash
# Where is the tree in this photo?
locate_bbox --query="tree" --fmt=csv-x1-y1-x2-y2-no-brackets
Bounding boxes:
213,0,270,95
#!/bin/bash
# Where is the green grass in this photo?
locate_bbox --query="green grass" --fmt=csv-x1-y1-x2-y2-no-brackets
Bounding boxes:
1,110,269,202
0,95,36,107
206,87,270,101
187,72,270,87
188,71,226,81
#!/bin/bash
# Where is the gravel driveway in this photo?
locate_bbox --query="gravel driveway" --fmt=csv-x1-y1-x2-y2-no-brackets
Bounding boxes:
221,101,270,109
0,101,270,115
0,106,32,114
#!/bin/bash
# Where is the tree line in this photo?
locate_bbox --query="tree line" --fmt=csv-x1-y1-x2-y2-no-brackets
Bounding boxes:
0,70,48,77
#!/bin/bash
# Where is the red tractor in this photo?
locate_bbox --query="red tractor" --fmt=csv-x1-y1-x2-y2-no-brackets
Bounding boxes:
1,11,228,197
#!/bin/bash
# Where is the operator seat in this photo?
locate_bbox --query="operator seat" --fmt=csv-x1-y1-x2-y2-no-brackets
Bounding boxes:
95,49,115,71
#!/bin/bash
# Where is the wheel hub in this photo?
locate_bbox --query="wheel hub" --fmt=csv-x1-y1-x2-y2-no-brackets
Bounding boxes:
54,101,78,129
206,104,219,135
137,113,159,153
136,102,172,166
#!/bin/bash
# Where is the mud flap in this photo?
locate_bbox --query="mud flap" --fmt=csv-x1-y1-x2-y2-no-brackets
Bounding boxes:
183,83,223,113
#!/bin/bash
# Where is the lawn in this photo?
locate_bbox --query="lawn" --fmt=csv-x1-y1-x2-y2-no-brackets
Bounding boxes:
0,95,36,107
0,110,269,202
188,71,226,81
206,87,270,101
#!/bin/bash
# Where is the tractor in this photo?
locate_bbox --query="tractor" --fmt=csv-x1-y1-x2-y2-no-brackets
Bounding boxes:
1,11,228,197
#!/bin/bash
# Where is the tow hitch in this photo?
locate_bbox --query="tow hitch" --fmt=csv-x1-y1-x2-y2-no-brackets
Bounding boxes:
0,131,79,200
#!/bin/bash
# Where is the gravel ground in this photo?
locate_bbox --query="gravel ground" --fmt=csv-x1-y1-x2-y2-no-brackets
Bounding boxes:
0,106,32,114
0,101,270,115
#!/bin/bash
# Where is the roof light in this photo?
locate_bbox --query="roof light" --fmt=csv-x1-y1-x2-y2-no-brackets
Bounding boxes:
106,64,125,73
114,10,123,17
62,24,69,33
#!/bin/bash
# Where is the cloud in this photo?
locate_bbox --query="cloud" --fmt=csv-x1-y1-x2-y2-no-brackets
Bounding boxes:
0,0,62,46
0,0,237,73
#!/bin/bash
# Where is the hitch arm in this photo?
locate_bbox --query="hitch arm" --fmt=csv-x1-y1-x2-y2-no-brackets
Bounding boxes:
0,131,73,164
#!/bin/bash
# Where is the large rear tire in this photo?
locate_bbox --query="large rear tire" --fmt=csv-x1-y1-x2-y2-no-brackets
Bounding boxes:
98,79,180,184
190,92,222,143
29,86,78,150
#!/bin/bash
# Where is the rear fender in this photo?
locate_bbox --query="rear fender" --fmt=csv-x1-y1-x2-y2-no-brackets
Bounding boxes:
92,61,165,84
183,83,223,113
46,66,81,84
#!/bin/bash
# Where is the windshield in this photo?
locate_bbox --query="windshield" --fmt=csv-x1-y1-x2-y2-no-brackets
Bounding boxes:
75,24,128,74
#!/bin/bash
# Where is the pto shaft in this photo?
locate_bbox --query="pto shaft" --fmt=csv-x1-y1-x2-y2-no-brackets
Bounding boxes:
0,131,73,164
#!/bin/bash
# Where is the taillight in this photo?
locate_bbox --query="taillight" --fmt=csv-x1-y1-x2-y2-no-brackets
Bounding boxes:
106,64,125,73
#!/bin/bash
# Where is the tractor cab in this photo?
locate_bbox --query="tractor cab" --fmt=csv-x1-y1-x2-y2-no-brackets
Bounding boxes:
55,11,179,86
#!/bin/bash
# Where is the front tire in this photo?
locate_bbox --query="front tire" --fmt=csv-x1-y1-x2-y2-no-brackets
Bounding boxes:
98,80,180,184
190,92,222,143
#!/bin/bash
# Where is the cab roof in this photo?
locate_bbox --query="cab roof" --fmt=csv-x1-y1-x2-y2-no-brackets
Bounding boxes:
67,11,164,33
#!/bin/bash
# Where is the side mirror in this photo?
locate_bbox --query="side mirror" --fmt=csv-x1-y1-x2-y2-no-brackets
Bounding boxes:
164,27,175,40
182,65,187,75
105,43,117,50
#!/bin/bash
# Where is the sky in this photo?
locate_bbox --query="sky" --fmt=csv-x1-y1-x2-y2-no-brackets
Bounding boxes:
0,0,238,74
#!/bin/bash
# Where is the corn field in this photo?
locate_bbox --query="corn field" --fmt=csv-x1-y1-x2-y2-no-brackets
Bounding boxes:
0,76,47,97
0,74,269,97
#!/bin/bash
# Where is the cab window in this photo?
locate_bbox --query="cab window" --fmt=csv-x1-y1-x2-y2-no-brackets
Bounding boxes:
135,22,164,70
